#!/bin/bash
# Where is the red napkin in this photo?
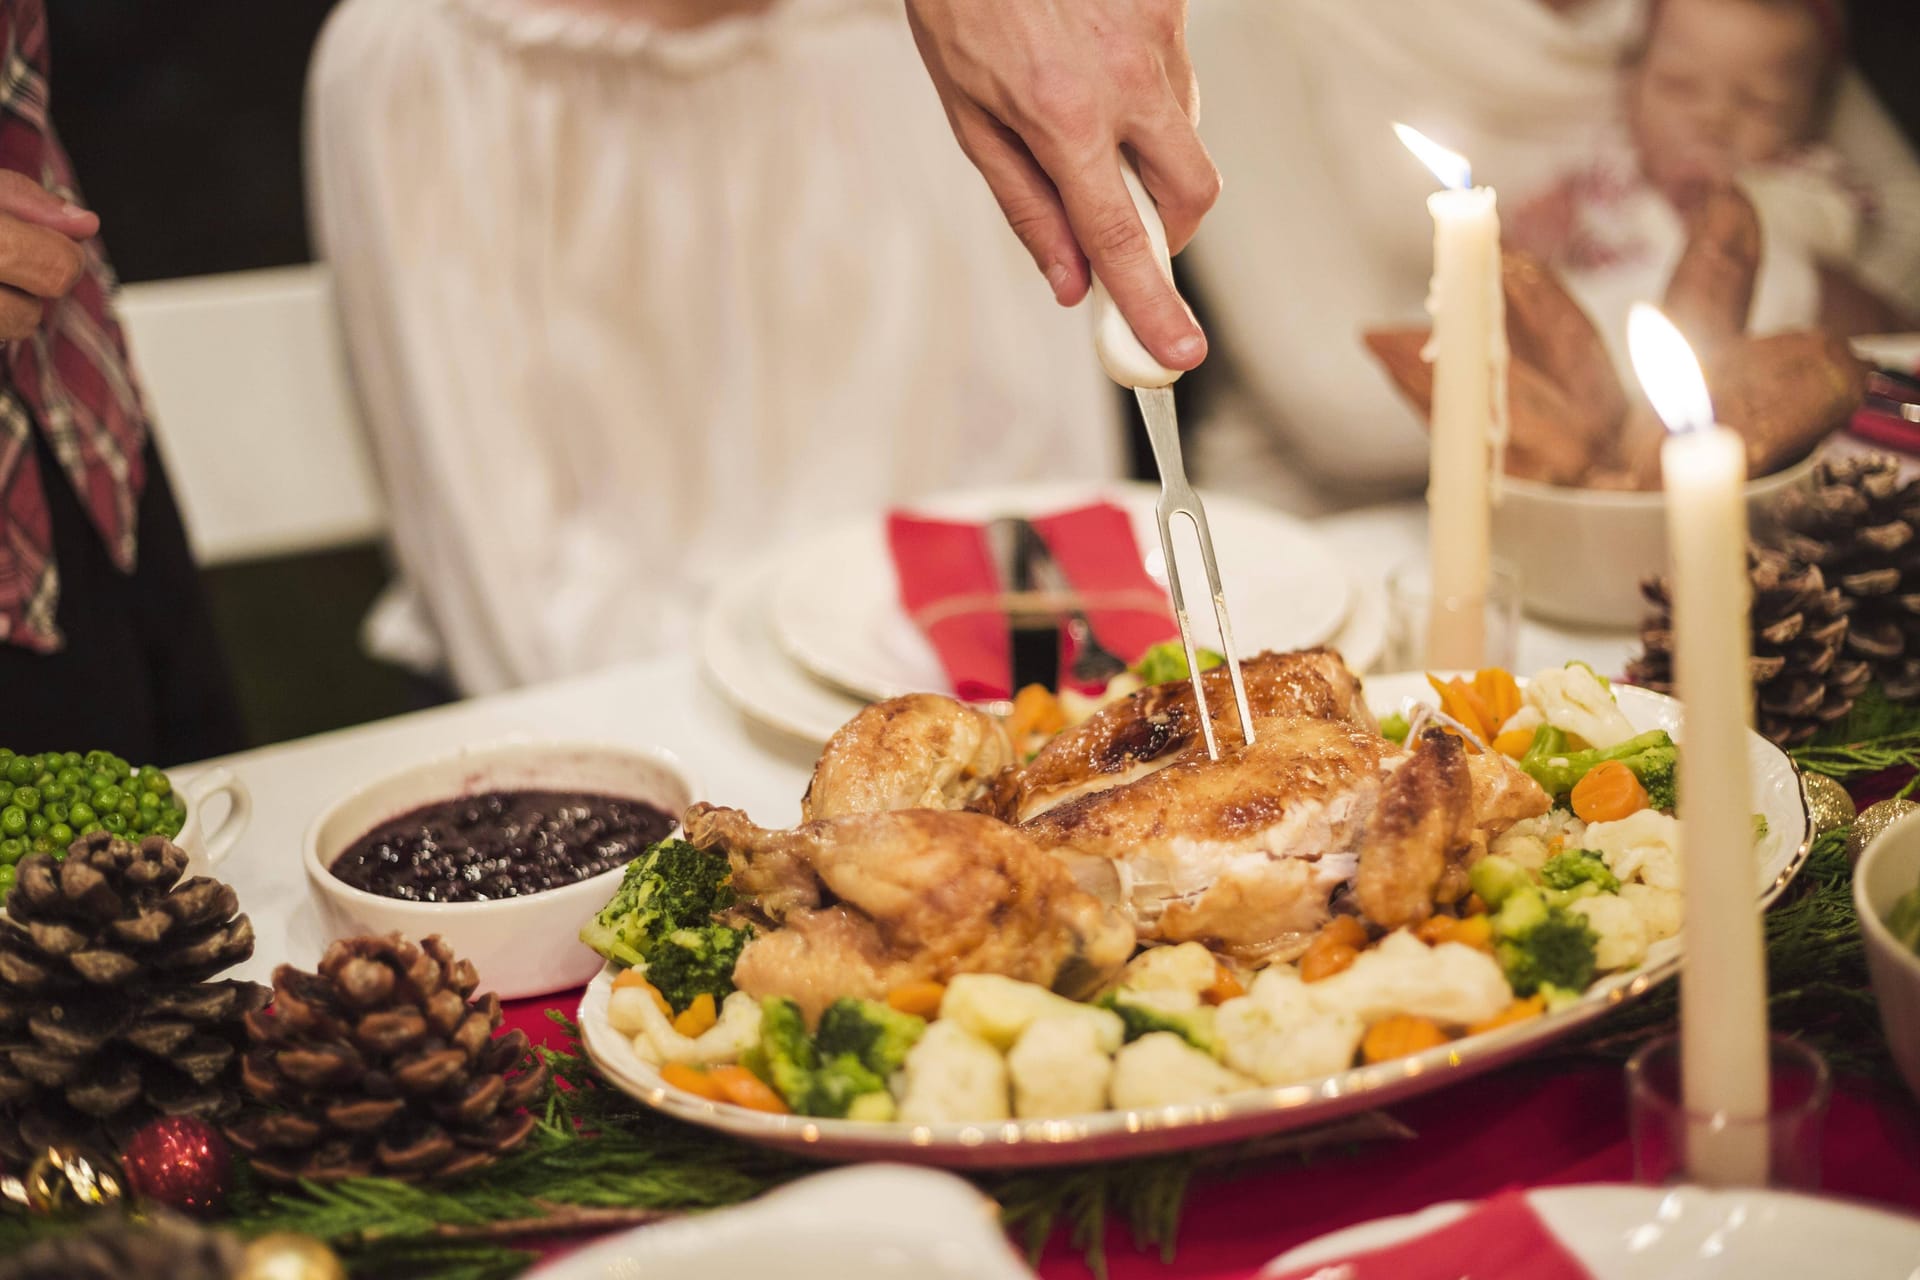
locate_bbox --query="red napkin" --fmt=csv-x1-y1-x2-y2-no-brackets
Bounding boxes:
1260,1191,1594,1280
887,501,1176,701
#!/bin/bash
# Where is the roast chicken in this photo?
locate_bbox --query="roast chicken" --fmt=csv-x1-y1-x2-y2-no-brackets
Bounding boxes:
683,802,1135,1019
988,648,1373,823
801,693,1013,821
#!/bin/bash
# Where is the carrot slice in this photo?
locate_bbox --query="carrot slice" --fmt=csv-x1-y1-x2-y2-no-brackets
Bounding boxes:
672,993,718,1038
1201,964,1246,1005
1300,942,1360,983
708,1065,792,1114
886,981,947,1019
661,1062,729,1102
1467,996,1547,1036
1570,760,1648,823
1491,728,1536,759
1361,1015,1451,1063
1008,684,1066,741
613,971,672,1018
1473,668,1522,728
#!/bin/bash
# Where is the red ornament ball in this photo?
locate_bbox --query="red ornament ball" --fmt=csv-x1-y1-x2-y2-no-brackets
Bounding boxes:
120,1116,232,1216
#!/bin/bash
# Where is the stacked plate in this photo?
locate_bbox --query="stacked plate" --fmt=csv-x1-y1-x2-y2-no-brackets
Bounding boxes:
698,480,1387,744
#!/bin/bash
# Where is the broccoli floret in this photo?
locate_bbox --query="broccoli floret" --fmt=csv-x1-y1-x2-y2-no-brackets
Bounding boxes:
1540,849,1620,894
846,1091,898,1123
641,924,751,1013
1379,712,1411,745
805,1053,890,1118
1468,855,1536,910
1133,641,1224,686
1519,729,1678,812
1097,992,1219,1056
815,998,926,1077
1489,886,1598,997
742,997,817,1110
580,838,735,969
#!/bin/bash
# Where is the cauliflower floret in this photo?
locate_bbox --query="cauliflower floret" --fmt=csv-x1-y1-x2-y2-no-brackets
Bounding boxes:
1113,943,1221,1009
1317,931,1512,1027
941,974,1124,1053
1490,811,1589,874
1499,704,1545,737
1215,970,1365,1086
1525,664,1636,749
1007,1016,1113,1118
1620,883,1684,942
897,1020,1010,1124
1586,810,1683,891
613,988,763,1067
1571,893,1650,971
1109,1033,1253,1110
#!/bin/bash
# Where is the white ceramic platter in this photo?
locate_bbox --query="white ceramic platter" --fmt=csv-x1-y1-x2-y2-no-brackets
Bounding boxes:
768,481,1353,704
579,675,1811,1168
1261,1184,1920,1279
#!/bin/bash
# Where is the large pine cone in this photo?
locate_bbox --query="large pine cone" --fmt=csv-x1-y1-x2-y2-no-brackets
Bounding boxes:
1628,545,1870,748
229,934,550,1183
1771,453,1920,699
0,1212,244,1280
0,834,266,1163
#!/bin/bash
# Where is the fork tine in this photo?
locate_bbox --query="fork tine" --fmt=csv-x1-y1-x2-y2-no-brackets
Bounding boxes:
1154,501,1221,761
1180,503,1257,748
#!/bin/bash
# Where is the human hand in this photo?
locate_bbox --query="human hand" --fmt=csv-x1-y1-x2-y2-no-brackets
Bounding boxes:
0,171,97,340
905,0,1218,371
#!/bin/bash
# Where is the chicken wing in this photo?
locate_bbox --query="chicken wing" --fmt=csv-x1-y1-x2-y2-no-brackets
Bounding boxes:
990,648,1373,822
802,694,1014,821
682,803,1135,1019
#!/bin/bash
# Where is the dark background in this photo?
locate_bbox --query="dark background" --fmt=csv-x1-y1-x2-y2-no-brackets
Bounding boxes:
42,0,1920,285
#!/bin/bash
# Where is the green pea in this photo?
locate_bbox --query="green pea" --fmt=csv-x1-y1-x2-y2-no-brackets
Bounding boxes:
6,758,32,785
0,748,12,761
83,750,106,768
160,813,184,837
139,769,172,798
47,822,71,846
59,751,79,767
87,772,113,794
0,837,22,862
0,867,15,897
43,802,67,824
0,808,25,837
39,782,67,804
56,767,82,789
93,785,122,810
29,836,50,854
68,803,96,827
79,823,103,837
0,785,11,807
117,797,138,821
137,790,161,812
100,814,126,834
10,788,38,813
27,815,46,838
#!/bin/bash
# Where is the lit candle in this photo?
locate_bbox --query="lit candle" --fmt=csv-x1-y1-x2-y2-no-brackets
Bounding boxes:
1395,123,1506,669
1628,302,1770,1186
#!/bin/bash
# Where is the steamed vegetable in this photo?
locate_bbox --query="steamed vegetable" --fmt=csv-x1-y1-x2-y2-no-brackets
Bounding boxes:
816,998,927,1078
1098,990,1220,1057
1540,849,1621,895
1133,641,1224,686
743,997,817,1109
1524,662,1636,749
580,838,751,1011
1471,855,1601,998
1519,728,1678,813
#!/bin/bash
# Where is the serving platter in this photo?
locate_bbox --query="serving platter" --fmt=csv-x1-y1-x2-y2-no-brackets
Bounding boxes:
578,674,1812,1168
768,481,1353,704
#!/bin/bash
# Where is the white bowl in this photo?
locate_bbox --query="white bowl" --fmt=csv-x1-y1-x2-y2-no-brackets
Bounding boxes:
1490,450,1821,628
304,741,697,1000
1854,807,1920,1103
174,765,252,878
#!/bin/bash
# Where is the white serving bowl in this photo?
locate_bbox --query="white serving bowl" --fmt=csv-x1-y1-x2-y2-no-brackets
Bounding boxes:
304,741,696,1000
174,765,252,878
1490,449,1821,628
1855,807,1920,1103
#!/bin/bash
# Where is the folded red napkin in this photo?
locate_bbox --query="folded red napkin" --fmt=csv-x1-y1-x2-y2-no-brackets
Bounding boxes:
1261,1191,1594,1280
887,501,1176,701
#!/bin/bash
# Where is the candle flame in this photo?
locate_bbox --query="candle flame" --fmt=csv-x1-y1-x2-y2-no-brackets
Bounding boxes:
1394,122,1472,191
1627,303,1715,434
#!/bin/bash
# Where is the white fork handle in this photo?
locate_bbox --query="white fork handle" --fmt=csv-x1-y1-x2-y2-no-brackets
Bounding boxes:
1089,159,1183,390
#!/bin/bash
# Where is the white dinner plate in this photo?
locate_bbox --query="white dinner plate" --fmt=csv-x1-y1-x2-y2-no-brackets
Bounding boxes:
768,481,1354,703
579,676,1811,1168
701,543,1387,747
1262,1184,1920,1279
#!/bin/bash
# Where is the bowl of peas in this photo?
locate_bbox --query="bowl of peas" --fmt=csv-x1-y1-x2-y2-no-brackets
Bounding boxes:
0,748,250,900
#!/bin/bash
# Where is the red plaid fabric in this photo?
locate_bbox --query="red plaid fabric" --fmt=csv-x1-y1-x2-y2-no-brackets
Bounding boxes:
0,0,148,653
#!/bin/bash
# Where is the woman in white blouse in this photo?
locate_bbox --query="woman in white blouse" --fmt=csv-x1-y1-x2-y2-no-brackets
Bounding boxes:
307,0,1121,696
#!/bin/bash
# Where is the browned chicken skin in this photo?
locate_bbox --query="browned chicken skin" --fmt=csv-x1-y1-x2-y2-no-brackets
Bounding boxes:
802,693,1013,821
682,803,1135,1020
989,648,1375,823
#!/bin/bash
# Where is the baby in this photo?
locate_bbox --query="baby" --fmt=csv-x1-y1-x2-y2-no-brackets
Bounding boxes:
1510,0,1903,362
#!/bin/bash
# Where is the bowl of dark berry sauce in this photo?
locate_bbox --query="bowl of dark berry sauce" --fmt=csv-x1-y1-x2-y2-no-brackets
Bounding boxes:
304,742,696,998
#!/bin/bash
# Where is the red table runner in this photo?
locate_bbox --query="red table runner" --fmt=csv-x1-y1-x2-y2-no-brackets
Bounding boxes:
502,996,1920,1279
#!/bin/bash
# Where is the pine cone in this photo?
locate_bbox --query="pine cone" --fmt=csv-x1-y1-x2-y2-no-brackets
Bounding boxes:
1771,453,1920,699
0,834,266,1163
229,934,550,1183
1627,545,1871,748
0,1212,244,1280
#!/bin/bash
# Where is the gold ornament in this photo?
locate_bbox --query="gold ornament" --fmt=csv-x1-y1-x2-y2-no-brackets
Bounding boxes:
19,1145,122,1213
1847,797,1919,863
1802,772,1856,836
239,1232,348,1280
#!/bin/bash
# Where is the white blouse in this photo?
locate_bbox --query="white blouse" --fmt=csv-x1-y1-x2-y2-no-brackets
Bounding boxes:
307,0,1121,695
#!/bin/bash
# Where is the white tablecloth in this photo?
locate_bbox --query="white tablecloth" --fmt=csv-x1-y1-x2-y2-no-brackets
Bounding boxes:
188,501,1642,985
